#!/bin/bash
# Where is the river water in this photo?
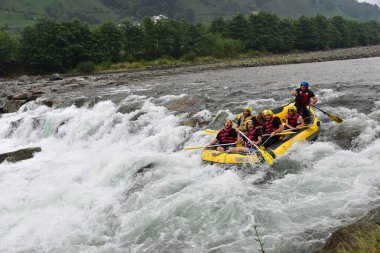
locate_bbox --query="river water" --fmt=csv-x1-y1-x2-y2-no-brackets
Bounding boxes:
1,57,380,252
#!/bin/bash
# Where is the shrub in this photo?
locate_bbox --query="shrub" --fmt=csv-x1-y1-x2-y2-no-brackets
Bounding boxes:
180,51,197,62
76,61,95,73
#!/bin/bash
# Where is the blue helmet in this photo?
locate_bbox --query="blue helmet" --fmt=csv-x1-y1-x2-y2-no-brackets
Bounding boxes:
300,81,309,87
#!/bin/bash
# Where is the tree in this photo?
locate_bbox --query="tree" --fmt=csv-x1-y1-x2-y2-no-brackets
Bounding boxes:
226,13,249,49
313,14,333,50
295,16,319,51
121,19,145,59
19,18,95,73
93,21,123,63
209,16,227,36
247,12,283,52
0,30,15,61
19,18,66,72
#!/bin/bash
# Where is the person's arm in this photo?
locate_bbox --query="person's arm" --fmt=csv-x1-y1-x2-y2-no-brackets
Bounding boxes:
209,138,218,146
271,118,284,136
235,125,243,144
253,135,262,145
284,117,294,130
296,116,305,128
232,129,239,144
310,96,318,106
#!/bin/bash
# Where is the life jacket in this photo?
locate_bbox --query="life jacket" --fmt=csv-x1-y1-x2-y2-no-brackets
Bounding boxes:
297,90,311,106
244,128,259,147
262,117,277,134
217,128,236,144
286,113,300,127
237,114,252,131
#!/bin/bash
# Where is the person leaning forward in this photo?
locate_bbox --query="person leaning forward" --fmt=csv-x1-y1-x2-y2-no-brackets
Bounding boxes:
209,119,238,152
235,106,257,132
291,81,318,118
261,110,284,148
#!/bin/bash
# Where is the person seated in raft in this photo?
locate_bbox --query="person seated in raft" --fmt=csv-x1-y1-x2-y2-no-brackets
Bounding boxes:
261,110,284,148
235,106,257,132
291,81,318,118
208,119,238,152
284,104,305,130
229,120,262,153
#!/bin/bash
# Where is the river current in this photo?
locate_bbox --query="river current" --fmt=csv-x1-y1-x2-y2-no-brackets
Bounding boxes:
1,57,380,252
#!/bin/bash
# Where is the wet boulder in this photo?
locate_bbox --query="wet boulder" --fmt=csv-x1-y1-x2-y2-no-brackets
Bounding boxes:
2,99,28,113
314,207,380,253
49,73,63,81
0,147,42,163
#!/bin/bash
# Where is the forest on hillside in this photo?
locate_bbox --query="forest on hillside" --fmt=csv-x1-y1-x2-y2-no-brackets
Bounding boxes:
1,12,380,75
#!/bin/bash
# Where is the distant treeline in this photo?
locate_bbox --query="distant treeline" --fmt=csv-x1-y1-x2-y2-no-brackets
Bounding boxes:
1,12,380,75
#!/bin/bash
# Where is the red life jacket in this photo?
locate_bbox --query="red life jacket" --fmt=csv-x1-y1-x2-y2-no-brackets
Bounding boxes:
286,113,300,127
217,128,236,144
263,117,277,134
298,90,311,106
244,128,259,147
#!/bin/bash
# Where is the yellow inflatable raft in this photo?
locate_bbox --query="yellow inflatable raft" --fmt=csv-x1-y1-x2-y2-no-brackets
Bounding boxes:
201,104,320,165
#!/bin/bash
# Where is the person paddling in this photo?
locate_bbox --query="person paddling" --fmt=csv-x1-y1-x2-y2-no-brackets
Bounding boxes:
261,110,284,148
291,81,318,118
208,119,238,152
230,120,262,153
284,104,305,130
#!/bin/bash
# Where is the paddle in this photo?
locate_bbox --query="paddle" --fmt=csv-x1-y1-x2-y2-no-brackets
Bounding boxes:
239,130,273,165
202,129,218,134
204,129,296,136
311,104,343,123
184,143,233,150
262,131,296,136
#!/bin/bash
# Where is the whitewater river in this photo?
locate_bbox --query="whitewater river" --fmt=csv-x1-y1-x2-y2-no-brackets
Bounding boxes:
1,57,380,252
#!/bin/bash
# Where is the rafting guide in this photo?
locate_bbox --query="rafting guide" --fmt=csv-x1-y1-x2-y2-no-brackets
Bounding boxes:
291,81,318,118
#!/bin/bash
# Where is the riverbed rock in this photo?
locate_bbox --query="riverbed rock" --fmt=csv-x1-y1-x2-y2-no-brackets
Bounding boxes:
49,73,63,81
314,207,380,253
3,99,27,113
19,75,31,82
164,97,206,113
11,92,31,100
0,147,42,163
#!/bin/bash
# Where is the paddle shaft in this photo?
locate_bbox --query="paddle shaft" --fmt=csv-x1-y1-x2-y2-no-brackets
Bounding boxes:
184,143,235,150
239,130,273,165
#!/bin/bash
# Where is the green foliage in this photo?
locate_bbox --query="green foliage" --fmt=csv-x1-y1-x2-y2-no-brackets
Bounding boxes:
6,12,380,75
337,229,380,253
93,21,123,63
19,18,93,73
180,51,197,62
76,61,95,74
0,30,16,61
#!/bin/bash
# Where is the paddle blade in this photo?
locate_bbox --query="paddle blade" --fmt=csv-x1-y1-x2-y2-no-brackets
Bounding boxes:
202,129,218,134
327,113,343,124
184,146,205,150
259,150,274,165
